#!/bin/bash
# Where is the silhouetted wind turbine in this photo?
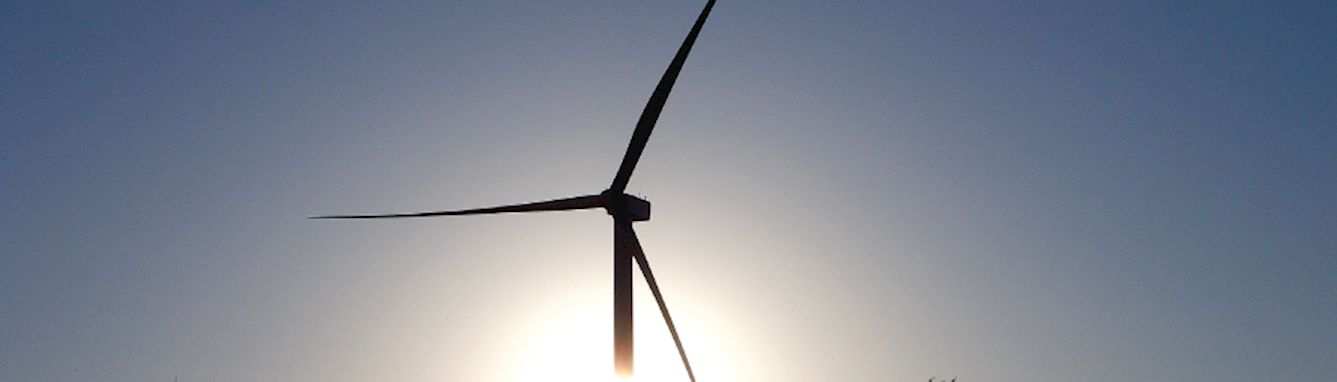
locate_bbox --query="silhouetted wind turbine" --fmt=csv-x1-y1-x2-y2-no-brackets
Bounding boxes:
313,1,717,380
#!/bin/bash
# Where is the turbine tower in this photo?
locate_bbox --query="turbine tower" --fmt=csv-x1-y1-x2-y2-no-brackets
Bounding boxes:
314,1,717,380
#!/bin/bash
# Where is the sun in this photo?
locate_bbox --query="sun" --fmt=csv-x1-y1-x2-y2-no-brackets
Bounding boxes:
514,305,619,382
513,297,726,382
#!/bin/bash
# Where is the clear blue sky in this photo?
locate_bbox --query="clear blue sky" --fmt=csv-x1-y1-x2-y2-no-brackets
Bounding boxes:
3,1,1334,381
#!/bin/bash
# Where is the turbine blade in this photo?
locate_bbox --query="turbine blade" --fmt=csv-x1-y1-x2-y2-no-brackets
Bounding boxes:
614,217,696,382
609,0,717,193
310,194,603,219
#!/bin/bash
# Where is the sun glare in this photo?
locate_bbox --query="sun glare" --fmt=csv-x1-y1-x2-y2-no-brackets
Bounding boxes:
515,305,619,382
514,298,728,382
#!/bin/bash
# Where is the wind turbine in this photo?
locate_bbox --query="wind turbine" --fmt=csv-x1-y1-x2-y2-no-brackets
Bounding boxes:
313,1,717,380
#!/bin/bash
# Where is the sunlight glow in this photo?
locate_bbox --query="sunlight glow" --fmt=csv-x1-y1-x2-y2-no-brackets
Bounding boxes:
513,294,732,382
515,304,620,382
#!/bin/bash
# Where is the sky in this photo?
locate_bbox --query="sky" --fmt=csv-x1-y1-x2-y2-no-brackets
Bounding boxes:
3,1,1335,381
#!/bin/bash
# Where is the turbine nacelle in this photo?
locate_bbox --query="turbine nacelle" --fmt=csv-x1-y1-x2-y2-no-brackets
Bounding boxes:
602,190,651,222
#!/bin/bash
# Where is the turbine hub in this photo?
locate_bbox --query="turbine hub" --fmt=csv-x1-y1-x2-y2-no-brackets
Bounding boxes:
600,190,651,222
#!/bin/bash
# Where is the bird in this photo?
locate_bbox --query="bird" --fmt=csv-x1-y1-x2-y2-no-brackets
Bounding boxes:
312,1,718,380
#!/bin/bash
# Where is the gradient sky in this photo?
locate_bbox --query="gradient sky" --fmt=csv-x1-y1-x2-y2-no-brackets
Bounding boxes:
4,1,1335,381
